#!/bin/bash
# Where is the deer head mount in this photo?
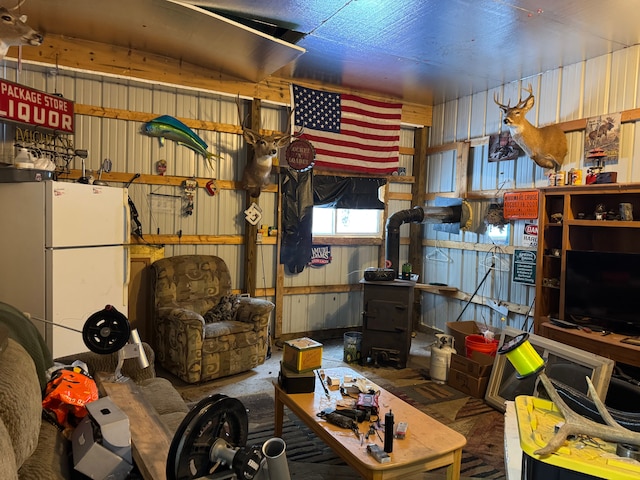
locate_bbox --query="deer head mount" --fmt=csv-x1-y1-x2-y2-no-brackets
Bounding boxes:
494,84,567,172
0,1,43,59
236,97,293,197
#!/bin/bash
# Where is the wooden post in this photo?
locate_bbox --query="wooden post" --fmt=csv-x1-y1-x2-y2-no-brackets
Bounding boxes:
243,98,262,297
409,127,428,331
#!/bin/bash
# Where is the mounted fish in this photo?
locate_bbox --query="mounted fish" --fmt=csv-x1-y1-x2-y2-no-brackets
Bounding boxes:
0,1,44,59
141,115,221,173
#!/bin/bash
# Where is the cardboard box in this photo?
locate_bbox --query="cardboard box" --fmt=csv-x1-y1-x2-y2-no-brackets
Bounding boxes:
447,369,490,398
446,321,500,353
449,351,495,378
278,362,316,394
282,337,323,373
447,351,495,398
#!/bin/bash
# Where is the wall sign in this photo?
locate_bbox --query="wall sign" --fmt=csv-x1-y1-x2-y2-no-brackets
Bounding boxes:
512,249,537,285
285,138,315,172
0,79,74,134
523,222,538,248
503,190,539,220
309,245,332,267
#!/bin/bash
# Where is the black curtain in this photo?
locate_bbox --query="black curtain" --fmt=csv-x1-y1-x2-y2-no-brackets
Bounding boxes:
280,174,387,275
280,169,313,274
313,175,386,209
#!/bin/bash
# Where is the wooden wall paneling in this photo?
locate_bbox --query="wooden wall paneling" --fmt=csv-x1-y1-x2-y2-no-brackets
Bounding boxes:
128,245,165,347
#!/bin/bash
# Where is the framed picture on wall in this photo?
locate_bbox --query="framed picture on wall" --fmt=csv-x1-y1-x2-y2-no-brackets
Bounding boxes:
485,327,615,412
488,132,524,162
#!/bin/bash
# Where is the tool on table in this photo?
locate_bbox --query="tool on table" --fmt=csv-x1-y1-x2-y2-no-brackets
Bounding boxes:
316,369,331,399
367,444,390,463
384,409,394,453
317,410,361,442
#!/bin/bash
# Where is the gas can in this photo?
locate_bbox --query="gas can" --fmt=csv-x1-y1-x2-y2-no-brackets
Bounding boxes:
430,334,456,384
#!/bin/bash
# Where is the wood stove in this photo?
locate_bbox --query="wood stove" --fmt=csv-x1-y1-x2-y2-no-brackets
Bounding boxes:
360,277,416,368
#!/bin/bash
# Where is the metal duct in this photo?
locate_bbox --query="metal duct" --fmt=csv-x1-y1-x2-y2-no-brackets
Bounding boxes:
385,203,470,278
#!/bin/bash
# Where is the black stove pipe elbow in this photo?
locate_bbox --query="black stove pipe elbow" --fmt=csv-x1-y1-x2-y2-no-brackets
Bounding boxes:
385,206,425,279
385,204,466,278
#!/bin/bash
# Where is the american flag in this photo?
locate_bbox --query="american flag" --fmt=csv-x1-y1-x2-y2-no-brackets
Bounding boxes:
291,84,402,174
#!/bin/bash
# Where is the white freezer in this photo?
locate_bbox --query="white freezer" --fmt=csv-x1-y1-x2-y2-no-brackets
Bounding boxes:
0,180,130,358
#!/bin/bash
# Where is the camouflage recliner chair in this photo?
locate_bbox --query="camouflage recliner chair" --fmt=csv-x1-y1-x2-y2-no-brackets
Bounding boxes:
150,255,274,383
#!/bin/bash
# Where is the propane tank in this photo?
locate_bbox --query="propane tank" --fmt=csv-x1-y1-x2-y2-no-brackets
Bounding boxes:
430,334,456,384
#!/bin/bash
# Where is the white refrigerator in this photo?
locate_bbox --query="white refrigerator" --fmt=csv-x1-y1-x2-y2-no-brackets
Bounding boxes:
0,180,130,358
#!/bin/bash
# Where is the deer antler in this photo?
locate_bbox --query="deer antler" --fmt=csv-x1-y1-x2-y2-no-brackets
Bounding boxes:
493,91,511,110
515,84,534,109
8,0,26,11
535,372,640,456
493,84,535,111
235,94,250,132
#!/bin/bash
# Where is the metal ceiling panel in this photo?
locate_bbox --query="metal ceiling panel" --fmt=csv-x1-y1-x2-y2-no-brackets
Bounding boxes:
187,0,640,104
20,0,304,83
10,0,640,106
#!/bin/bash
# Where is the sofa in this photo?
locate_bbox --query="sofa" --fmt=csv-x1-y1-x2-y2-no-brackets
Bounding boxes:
0,304,189,480
151,255,275,383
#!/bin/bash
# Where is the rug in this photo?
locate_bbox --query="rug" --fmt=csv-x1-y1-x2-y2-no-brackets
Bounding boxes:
240,388,506,480
381,377,506,479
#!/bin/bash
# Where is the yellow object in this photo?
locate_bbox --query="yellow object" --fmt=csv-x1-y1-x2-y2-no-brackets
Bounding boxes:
282,337,323,373
497,332,544,378
516,396,640,479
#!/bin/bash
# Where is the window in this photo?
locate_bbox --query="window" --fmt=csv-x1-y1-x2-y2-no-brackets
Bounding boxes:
312,207,382,236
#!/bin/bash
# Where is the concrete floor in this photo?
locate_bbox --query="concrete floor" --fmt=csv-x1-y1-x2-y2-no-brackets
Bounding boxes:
159,330,438,404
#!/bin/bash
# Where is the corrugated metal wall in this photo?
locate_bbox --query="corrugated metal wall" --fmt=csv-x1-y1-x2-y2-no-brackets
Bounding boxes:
282,127,416,331
0,60,415,335
4,42,638,338
423,44,640,336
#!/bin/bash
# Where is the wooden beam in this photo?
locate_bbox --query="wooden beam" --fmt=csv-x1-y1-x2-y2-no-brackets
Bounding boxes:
283,284,362,295
243,99,262,297
11,35,431,127
409,127,429,329
62,169,248,191
275,177,285,339
415,283,531,316
455,142,470,197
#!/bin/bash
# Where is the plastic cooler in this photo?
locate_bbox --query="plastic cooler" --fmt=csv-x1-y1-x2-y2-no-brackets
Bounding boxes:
515,395,640,479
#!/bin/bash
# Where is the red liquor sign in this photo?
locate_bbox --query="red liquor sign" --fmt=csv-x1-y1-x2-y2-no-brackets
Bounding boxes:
0,79,74,134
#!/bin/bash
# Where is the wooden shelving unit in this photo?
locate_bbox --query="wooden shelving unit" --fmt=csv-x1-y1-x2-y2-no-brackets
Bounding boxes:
535,183,640,367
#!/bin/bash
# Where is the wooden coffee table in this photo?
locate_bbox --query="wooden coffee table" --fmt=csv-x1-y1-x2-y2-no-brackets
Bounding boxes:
274,367,466,480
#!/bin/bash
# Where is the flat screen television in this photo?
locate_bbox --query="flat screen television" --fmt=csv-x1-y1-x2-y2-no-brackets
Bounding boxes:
565,250,640,336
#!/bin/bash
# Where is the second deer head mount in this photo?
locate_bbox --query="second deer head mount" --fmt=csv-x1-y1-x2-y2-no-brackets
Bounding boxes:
494,84,567,172
0,0,44,59
236,97,293,197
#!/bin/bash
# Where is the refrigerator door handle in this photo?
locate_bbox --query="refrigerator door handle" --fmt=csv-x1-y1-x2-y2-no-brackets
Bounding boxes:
123,188,132,241
123,246,130,307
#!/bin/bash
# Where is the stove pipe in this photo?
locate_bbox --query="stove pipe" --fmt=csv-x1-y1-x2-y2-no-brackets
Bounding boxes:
385,204,469,278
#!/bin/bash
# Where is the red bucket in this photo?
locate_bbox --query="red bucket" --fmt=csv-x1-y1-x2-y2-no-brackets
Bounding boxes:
465,334,499,358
